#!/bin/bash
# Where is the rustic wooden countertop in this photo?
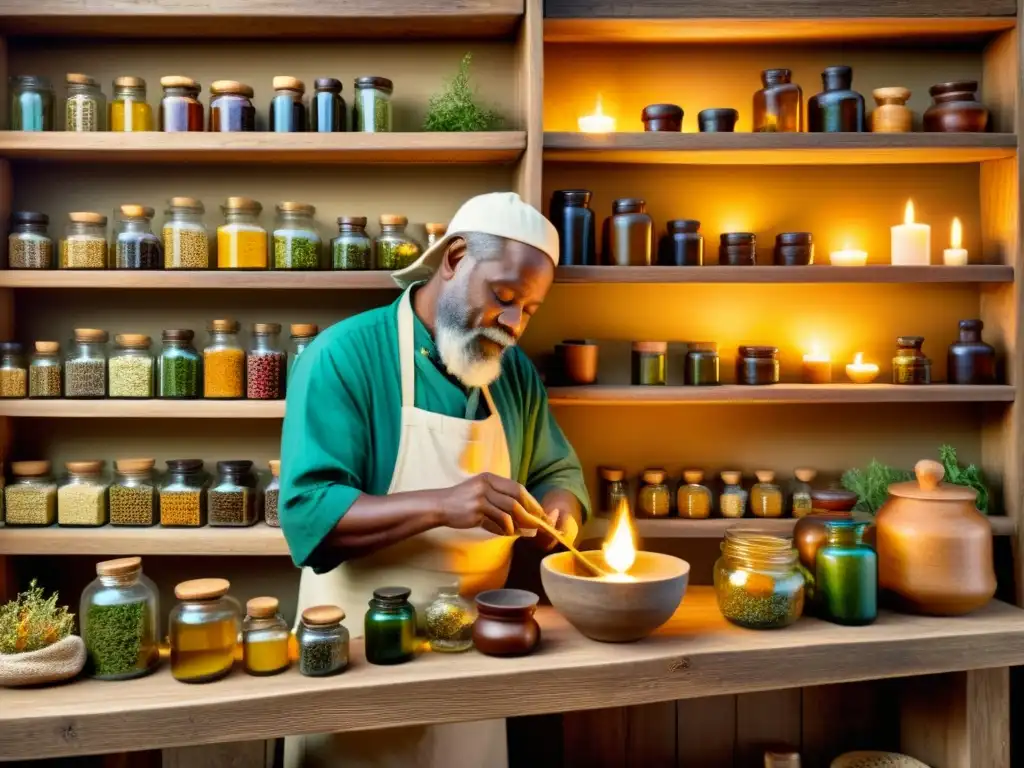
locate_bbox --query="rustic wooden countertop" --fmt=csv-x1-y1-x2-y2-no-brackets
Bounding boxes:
3,588,1024,761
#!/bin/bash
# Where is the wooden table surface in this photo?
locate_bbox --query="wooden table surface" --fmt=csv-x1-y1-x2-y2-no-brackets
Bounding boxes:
4,587,1024,761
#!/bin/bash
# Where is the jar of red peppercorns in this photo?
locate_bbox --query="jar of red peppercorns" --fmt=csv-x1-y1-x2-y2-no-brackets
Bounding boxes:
246,323,286,400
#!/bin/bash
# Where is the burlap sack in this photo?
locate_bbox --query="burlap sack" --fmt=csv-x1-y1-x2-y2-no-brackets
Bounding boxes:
0,635,86,687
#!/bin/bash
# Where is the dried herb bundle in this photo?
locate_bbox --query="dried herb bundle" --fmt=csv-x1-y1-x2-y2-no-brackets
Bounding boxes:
423,53,504,132
841,460,912,515
0,580,75,654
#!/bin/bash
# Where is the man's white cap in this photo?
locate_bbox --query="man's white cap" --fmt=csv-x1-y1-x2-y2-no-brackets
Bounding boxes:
391,192,559,289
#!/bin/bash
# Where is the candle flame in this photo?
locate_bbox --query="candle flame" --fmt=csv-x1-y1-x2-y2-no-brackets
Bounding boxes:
602,498,637,576
904,200,915,226
804,342,830,363
951,217,962,249
592,94,606,118
854,352,864,366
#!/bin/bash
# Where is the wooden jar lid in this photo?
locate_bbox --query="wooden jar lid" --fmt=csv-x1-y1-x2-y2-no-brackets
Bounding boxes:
11,460,51,476
247,596,279,618
160,75,199,90
115,333,151,348
683,470,704,484
273,75,305,92
599,466,624,482
302,604,345,625
269,459,280,476
379,214,408,226
96,557,142,577
290,323,318,337
66,73,98,86
253,323,282,335
74,328,108,343
632,341,667,354
755,470,776,483
168,196,204,211
69,212,107,225
119,204,152,219
277,201,315,215
115,458,155,473
211,80,254,98
209,318,239,333
34,341,60,354
721,470,742,484
66,460,105,474
175,578,230,600
794,467,817,483
114,76,146,88
222,196,261,213
642,468,666,484
425,222,448,235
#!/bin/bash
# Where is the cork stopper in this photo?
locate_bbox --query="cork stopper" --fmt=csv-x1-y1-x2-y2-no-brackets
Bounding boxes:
161,75,199,90
272,75,305,92
222,197,261,213
208,319,239,333
74,328,109,343
115,458,155,473
794,468,817,483
175,578,230,600
683,470,704,484
114,76,146,88
168,196,204,211
69,212,107,225
755,470,776,483
632,341,668,354
66,460,105,475
425,222,448,236
34,341,60,354
119,204,152,219
96,557,142,577
290,323,318,337
253,323,282,335
247,596,279,618
301,604,345,626
599,466,625,482
211,80,254,98
642,468,666,484
379,214,408,227
11,460,50,477
115,333,151,349
721,470,742,485
277,201,315,215
66,73,98,86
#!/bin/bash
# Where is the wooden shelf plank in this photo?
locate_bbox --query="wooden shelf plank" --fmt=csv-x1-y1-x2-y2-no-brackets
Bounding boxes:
546,385,1017,405
0,400,287,418
0,132,527,164
4,589,1024,760
0,271,401,290
543,132,1018,165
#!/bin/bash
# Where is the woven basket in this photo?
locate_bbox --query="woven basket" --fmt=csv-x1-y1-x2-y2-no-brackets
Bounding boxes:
831,752,930,768
0,635,86,687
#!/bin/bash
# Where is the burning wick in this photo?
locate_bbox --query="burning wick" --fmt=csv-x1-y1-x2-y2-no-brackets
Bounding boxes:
602,499,637,582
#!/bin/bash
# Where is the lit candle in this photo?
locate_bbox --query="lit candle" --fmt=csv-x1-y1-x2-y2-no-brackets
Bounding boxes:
802,345,832,384
943,217,968,266
829,248,868,266
891,199,931,266
846,353,880,384
578,95,616,134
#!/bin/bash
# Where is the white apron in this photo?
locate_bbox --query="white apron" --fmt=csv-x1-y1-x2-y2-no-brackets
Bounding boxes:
284,290,516,768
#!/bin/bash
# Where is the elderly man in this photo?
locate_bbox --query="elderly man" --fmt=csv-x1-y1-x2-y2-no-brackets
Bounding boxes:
280,192,589,768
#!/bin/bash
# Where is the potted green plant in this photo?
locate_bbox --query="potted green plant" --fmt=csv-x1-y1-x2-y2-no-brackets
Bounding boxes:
424,53,504,132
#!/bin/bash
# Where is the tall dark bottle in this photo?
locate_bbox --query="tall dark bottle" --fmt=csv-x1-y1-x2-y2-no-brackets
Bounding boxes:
549,190,596,266
808,66,865,132
753,69,802,132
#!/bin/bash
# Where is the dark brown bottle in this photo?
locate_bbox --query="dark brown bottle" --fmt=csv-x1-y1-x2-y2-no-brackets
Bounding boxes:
808,66,865,132
603,199,652,267
753,69,803,132
948,319,996,384
658,219,703,266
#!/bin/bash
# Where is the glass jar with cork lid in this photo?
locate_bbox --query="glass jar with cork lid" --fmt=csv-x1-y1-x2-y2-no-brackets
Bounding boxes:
243,596,290,676
218,198,267,269
159,459,207,527
65,328,108,398
169,578,241,683
209,80,256,132
58,460,109,527
599,466,629,517
299,604,350,676
163,197,209,269
720,471,747,519
204,319,244,398
110,76,152,131
677,470,712,519
750,471,784,518
109,334,154,398
65,73,106,131
109,458,158,527
159,76,203,132
288,324,319,380
9,211,53,269
247,323,286,400
29,341,62,398
274,202,321,270
61,212,108,269
0,343,27,398
375,215,422,271
425,222,448,249
114,205,162,269
5,461,56,526
637,469,671,518
270,76,307,132
631,342,667,386
158,329,201,399
332,217,372,270
790,468,816,518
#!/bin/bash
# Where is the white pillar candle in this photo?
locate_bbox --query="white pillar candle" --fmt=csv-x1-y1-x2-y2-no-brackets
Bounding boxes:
943,217,968,266
891,199,931,266
578,95,616,133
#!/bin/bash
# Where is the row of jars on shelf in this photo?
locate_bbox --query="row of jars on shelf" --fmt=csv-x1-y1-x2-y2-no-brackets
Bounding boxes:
2,457,283,528
3,322,318,400
9,202,440,271
9,74,393,133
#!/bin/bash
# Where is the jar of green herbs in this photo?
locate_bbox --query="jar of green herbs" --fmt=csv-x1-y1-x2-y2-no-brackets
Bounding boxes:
353,76,393,132
375,215,421,271
331,216,372,270
158,329,201,399
273,202,321,270
298,604,349,677
80,556,160,680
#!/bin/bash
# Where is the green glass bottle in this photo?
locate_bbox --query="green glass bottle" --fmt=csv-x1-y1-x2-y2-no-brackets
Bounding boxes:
815,520,877,626
364,586,417,665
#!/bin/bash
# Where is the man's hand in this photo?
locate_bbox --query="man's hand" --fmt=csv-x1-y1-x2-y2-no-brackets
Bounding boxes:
534,489,583,551
437,473,544,537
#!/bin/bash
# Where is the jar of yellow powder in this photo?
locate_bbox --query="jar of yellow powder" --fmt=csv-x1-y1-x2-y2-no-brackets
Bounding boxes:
203,318,244,398
217,197,267,269
242,596,290,676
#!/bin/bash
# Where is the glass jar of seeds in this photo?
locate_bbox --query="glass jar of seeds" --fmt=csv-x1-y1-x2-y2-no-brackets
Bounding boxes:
273,202,321,270
208,460,257,527
288,323,319,380
263,459,281,527
0,343,27,398
5,460,56,526
720,471,747,519
750,471,784,518
638,469,671,518
61,212,108,269
58,460,109,527
109,458,158,526
204,319,244,399
158,329,201,399
80,557,160,680
425,586,475,653
109,334,154,398
66,328,108,398
714,528,805,630
109,76,152,132
353,76,393,132
242,596,290,676
10,75,54,131
218,197,267,269
331,216,372,270
163,197,209,269
298,604,349,677
65,73,106,132
114,204,162,269
9,211,53,269
375,215,422,271
790,468,816,518
247,323,286,400
160,459,207,527
29,341,62,398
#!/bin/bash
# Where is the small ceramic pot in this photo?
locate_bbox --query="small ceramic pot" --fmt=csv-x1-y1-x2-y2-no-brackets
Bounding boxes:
773,232,814,266
794,508,855,571
720,232,756,266
924,81,989,132
872,87,913,133
698,108,738,132
555,339,599,385
473,589,541,657
641,103,683,132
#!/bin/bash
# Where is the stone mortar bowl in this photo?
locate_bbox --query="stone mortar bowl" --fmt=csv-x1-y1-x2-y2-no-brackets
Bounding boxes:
541,551,690,642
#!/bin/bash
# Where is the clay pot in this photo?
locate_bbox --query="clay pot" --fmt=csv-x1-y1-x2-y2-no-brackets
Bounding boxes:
698,108,738,132
875,459,996,615
924,81,989,132
555,339,599,385
810,488,859,513
872,87,913,133
794,509,854,571
641,103,683,132
472,589,541,656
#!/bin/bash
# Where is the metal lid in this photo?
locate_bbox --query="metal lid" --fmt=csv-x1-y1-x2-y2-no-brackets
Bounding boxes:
97,557,142,577
208,318,239,333
11,460,50,476
553,189,592,206
253,322,282,335
632,341,667,354
613,198,645,214
69,211,107,225
162,329,195,342
667,219,700,233
775,232,813,245
115,458,155,473
721,232,756,245
211,80,254,98
887,459,978,502
66,459,105,474
11,211,48,226
896,335,925,349
686,341,718,354
217,459,253,474
166,458,203,473
372,585,411,602
247,596,280,618
175,578,230,600
0,342,23,355
114,333,151,348
277,201,315,215
160,75,199,90
114,76,146,89
314,77,342,91
355,76,393,93
222,197,261,213
301,604,345,625
337,216,367,227
10,75,51,89
66,73,98,86
34,341,60,354
762,68,792,84
641,103,683,120
74,328,109,343
379,214,408,227
290,323,319,337
272,75,305,92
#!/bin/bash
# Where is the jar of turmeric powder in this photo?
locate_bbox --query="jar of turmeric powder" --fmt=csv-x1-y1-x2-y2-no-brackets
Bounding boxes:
243,596,290,676
217,197,267,269
203,319,244,398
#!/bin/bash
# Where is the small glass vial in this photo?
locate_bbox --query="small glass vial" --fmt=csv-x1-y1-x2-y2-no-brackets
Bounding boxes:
208,460,258,527
9,211,53,269
354,76,393,132
109,334,154,399
425,586,475,653
737,346,780,385
65,73,106,132
0,343,27,398
816,521,877,626
425,222,448,249
263,459,281,527
209,80,256,132
312,77,347,132
605,198,652,267
110,76,152,131
719,471,747,519
110,458,158,526
159,76,203,132
58,460,109,527
114,204,163,269
270,75,307,132
274,202,321,270
247,323,286,400
65,328,108,398
364,586,417,665
243,596,290,676
159,329,201,399
790,468,816,518
29,341,62,398
638,469,671,518
163,197,209,269
80,557,160,680
218,197,267,269
753,68,803,132
9,75,54,131
893,336,931,385
677,470,712,519
375,215,422,271
750,470,784,518
160,459,208,527
288,323,319,380
204,319,244,398
61,212,108,269
5,461,56,526
631,342,667,386
169,578,241,684
299,605,350,677
599,466,629,517
332,216,373,270
685,342,719,386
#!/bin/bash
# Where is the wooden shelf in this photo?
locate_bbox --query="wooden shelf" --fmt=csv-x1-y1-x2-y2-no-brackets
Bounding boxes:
554,265,1015,284
0,271,401,290
546,385,1017,405
4,588,1024,760
543,132,1018,165
0,132,527,164
0,400,287,418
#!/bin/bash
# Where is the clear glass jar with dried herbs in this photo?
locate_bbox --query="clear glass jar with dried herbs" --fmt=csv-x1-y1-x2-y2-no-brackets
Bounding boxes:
263,459,281,527
274,202,321,270
0,342,27,398
109,458,158,526
65,73,106,132
243,596,290,676
29,341,62,398
9,211,53,269
353,76,393,132
160,459,207,527
158,329,201,399
790,468,816,518
299,605,350,676
58,460,109,527
114,204,162,269
375,215,421,271
170,578,241,683
61,212,108,269
714,529,805,629
208,460,257,527
163,197,209,269
425,586,475,653
5,460,56,526
331,217,372,270
65,328,108,398
109,334,154,398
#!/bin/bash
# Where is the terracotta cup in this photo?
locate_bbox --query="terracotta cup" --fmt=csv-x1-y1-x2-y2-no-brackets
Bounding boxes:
555,339,599,385
472,589,541,657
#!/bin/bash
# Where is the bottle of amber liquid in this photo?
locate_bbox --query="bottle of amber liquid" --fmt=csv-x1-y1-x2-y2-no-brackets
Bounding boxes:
753,69,803,132
750,471,784,518
677,470,712,519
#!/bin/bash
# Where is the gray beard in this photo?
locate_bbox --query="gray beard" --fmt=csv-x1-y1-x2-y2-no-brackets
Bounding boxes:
435,274,516,388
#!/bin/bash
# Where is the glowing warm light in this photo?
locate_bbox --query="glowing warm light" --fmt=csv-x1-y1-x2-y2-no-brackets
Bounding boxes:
944,217,968,266
829,248,868,266
904,199,916,226
951,217,962,249
802,343,831,363
846,352,880,384
602,499,637,579
891,199,931,266
578,95,616,134
801,343,832,384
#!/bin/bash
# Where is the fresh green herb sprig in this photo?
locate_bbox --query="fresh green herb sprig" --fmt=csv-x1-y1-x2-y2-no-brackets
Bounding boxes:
0,580,75,655
841,460,912,515
939,444,989,513
423,53,504,132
